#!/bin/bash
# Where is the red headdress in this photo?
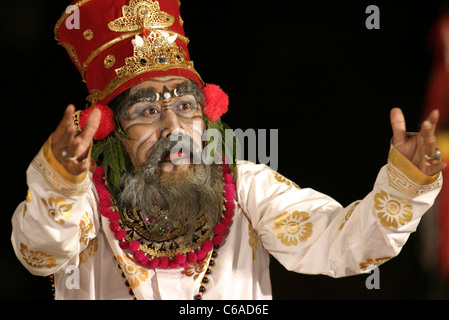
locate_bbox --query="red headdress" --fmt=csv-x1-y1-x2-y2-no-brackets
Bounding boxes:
55,0,203,106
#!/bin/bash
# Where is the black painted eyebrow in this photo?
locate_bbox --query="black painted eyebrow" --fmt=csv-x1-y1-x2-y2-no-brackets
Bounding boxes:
116,80,204,120
117,87,157,120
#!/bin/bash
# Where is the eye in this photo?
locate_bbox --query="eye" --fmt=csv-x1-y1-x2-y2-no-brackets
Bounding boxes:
142,106,160,117
177,102,192,112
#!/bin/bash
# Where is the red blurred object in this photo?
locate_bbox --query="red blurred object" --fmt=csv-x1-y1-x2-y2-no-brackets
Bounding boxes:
424,13,449,280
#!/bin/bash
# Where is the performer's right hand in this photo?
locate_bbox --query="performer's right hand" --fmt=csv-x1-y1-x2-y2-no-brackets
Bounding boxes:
51,104,101,176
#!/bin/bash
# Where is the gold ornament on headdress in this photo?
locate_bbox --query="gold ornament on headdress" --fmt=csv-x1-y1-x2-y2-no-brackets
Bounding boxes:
107,0,175,31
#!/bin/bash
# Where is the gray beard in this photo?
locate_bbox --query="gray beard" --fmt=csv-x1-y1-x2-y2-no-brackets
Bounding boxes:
117,137,224,242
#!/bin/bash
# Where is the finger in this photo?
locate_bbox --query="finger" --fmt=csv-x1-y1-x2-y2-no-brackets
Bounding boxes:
68,108,101,161
53,105,77,144
420,110,439,158
78,108,102,142
420,121,437,158
390,108,407,145
423,161,447,176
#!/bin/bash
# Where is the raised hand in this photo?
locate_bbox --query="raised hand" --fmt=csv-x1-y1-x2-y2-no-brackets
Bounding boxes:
390,107,447,176
51,104,101,176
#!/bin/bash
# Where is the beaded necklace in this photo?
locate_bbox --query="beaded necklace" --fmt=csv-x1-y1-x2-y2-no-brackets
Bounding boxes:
93,163,236,300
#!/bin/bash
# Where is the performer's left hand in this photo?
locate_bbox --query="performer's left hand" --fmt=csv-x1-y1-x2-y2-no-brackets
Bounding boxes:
390,107,447,176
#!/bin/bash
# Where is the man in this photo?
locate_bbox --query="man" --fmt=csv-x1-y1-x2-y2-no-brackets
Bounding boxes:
11,0,446,300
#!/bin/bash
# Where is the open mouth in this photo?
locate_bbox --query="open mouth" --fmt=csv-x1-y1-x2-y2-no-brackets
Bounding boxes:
161,150,192,164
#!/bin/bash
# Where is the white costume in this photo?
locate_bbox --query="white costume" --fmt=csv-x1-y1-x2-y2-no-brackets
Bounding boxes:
11,136,442,299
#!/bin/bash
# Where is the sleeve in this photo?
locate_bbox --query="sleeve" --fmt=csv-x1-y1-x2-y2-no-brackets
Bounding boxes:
11,136,99,276
235,145,442,278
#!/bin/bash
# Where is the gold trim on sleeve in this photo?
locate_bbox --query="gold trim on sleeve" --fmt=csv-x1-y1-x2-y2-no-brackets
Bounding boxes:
388,146,441,197
42,136,87,184
31,136,91,197
388,146,439,185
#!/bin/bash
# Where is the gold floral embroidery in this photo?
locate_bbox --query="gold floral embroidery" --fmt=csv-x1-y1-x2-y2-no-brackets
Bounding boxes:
41,197,73,224
248,223,258,260
26,190,33,202
24,190,33,217
116,253,149,289
80,237,98,263
374,190,413,229
79,212,93,246
359,257,391,271
272,211,313,246
273,172,301,189
182,251,212,281
20,243,56,269
339,201,360,231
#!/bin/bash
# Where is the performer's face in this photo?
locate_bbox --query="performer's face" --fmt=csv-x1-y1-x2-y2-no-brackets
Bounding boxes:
115,77,223,238
117,76,205,174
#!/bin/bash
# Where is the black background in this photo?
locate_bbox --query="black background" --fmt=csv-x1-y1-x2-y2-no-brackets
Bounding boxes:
1,0,447,299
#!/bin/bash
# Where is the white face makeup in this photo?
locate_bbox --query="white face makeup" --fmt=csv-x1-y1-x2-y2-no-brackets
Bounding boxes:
118,76,205,174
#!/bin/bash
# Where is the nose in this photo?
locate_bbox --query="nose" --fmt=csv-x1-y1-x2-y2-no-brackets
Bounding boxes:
160,109,184,139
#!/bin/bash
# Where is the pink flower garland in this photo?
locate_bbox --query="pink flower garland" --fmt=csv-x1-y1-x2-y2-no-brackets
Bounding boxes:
92,163,235,269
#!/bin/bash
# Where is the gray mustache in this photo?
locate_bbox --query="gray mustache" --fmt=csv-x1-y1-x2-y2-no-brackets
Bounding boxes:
143,134,201,179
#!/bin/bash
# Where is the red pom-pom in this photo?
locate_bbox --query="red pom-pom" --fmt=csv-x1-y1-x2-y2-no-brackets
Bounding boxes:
115,229,127,240
214,223,227,236
222,164,231,173
212,236,223,246
202,239,213,252
222,217,233,227
223,208,235,218
93,167,105,184
187,252,198,263
168,260,180,269
148,258,159,269
98,194,112,208
119,241,129,250
180,261,190,268
224,183,235,192
159,257,169,269
175,253,186,265
196,249,207,261
99,207,113,218
129,240,140,252
133,250,145,262
139,255,149,266
224,200,235,210
224,173,233,184
79,104,115,140
109,220,120,232
108,210,120,222
224,189,235,201
202,84,229,122
97,188,111,204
